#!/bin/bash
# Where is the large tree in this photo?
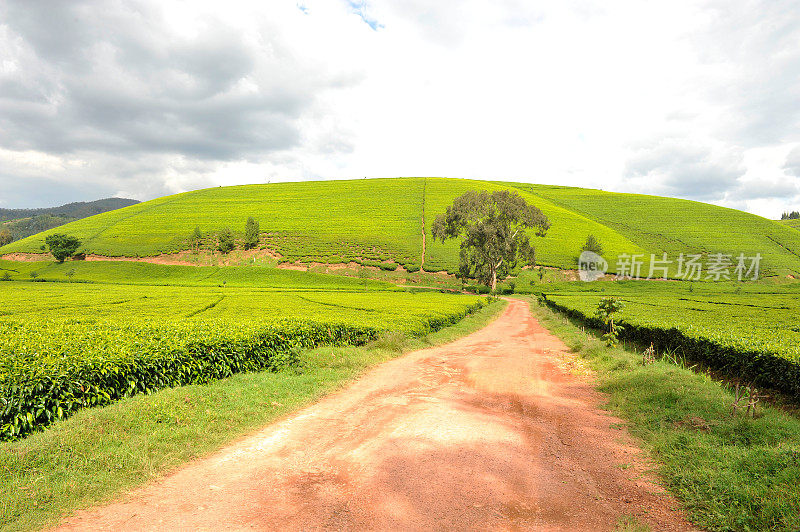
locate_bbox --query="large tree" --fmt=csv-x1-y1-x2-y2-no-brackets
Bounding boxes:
44,233,81,263
432,190,550,291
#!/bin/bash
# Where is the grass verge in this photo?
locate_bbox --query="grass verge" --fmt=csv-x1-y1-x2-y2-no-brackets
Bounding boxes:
0,299,507,531
526,297,800,531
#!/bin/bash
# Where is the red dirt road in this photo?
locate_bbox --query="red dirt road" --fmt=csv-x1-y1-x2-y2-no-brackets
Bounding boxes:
57,300,694,531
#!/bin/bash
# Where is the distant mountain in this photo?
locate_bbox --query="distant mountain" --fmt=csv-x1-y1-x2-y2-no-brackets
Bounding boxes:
0,198,140,242
0,198,140,222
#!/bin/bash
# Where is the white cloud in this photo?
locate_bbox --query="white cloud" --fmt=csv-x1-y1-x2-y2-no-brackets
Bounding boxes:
0,0,798,218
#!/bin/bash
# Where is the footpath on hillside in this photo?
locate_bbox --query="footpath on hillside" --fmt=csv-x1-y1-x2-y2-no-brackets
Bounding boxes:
57,300,695,531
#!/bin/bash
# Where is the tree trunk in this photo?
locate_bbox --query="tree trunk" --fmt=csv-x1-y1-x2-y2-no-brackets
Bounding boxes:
490,258,502,293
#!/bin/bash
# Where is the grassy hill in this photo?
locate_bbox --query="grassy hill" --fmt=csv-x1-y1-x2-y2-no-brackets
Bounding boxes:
3,177,800,277
528,185,800,278
780,218,800,231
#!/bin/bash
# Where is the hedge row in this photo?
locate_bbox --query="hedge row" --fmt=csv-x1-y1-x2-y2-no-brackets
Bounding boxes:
0,321,377,440
541,296,800,398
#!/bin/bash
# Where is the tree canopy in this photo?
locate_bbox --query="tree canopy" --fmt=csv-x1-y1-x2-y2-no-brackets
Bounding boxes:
44,233,81,263
431,190,550,291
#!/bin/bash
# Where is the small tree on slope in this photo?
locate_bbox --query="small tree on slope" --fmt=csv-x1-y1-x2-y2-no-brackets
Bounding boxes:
431,190,550,292
188,226,203,253
244,217,260,250
217,227,235,254
581,234,603,256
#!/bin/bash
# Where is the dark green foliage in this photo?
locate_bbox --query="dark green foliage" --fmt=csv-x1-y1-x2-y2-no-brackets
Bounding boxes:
244,217,259,250
0,199,139,244
431,190,550,291
44,234,81,263
781,211,800,220
217,227,235,254
581,234,603,255
4,214,72,242
0,228,11,247
0,198,139,222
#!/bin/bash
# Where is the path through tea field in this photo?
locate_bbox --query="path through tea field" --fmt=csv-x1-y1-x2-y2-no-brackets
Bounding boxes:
56,300,694,531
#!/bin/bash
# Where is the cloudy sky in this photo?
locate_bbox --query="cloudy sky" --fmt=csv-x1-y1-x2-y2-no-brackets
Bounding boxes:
1,0,798,218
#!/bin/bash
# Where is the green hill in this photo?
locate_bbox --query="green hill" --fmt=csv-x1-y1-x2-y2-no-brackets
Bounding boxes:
528,185,800,278
780,218,800,231
3,177,800,278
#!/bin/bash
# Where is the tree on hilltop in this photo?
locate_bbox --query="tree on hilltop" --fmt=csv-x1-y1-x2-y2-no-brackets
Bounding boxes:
432,190,550,292
244,217,260,250
44,234,81,263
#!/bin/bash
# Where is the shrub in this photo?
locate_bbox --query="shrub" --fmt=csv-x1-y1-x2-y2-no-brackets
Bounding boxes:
595,297,624,346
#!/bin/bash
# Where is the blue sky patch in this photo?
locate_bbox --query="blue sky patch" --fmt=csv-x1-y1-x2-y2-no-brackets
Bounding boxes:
347,1,383,30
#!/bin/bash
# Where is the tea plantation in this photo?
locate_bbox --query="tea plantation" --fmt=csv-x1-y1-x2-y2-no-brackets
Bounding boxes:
537,281,800,397
4,177,800,277
781,218,800,231
0,280,485,439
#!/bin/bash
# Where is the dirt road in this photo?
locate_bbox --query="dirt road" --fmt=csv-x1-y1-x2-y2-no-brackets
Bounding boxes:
57,300,694,531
